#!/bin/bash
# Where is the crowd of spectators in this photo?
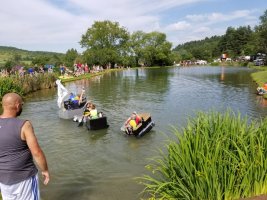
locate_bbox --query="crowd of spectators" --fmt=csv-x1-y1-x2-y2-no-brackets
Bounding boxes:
0,65,54,78
0,62,127,78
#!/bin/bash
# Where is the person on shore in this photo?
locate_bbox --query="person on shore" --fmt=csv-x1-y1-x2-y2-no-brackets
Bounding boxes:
0,93,50,200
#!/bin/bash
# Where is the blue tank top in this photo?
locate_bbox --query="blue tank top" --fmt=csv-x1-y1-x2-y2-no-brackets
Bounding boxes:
0,118,38,185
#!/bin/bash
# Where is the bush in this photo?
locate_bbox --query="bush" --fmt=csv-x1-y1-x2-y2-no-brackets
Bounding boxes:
140,110,267,200
0,77,24,99
0,73,57,100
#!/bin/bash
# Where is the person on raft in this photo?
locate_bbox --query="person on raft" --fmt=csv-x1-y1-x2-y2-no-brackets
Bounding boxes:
124,112,142,134
68,87,86,109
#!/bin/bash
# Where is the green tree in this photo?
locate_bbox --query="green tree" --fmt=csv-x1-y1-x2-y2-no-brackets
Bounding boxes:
255,9,267,53
64,48,78,67
130,31,172,66
218,26,253,57
13,54,21,63
4,60,16,72
31,56,50,66
129,31,147,66
80,20,130,67
173,49,193,61
173,36,221,62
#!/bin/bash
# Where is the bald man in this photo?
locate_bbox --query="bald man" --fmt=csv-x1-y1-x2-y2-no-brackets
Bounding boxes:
0,93,50,200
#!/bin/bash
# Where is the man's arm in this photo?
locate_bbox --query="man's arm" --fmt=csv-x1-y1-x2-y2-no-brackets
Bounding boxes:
21,121,50,185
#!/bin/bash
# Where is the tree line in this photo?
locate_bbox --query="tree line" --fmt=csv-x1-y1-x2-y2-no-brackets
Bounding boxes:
1,9,267,70
173,9,267,63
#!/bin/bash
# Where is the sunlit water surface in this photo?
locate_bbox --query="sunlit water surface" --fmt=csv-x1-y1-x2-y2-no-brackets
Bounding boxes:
18,66,267,200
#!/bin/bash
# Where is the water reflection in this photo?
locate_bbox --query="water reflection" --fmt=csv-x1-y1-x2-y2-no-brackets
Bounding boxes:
8,66,267,200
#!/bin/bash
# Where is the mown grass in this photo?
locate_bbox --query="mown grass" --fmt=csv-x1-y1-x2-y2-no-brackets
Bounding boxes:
139,110,267,200
59,68,126,83
251,70,267,87
251,68,267,98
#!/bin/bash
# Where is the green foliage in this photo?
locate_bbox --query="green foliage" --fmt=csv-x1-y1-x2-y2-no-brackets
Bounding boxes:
0,46,65,68
255,10,267,54
218,26,253,57
173,9,267,63
32,56,50,66
139,110,267,200
0,77,24,98
64,48,78,67
80,21,173,67
0,73,57,100
209,62,220,66
80,20,130,66
4,60,16,71
251,69,267,86
173,36,221,62
129,31,173,66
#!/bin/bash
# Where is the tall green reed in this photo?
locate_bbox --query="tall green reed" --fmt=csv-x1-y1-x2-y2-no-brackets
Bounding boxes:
139,110,267,200
0,73,57,100
0,77,24,97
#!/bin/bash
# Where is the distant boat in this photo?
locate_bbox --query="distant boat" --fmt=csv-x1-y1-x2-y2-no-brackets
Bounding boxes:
121,113,155,137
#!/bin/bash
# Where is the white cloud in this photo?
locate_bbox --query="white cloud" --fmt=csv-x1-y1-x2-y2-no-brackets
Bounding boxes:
193,26,211,33
165,9,260,47
0,0,263,52
0,0,90,52
165,21,192,31
185,9,258,25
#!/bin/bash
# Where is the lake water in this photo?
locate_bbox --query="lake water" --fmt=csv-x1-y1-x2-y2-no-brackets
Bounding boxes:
20,66,267,200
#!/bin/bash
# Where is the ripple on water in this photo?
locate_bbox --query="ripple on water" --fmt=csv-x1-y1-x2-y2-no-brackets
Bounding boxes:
24,66,267,200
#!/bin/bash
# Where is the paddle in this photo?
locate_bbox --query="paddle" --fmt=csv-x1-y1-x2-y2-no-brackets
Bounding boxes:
77,116,85,127
77,100,91,127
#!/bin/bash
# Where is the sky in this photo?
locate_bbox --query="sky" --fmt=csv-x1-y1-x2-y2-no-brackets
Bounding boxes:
0,0,266,53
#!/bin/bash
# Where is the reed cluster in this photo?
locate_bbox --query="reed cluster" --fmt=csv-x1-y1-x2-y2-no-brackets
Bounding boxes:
0,76,24,98
0,73,57,100
140,110,267,200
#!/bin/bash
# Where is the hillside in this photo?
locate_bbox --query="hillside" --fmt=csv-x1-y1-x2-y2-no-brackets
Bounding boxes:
172,36,222,61
0,46,65,66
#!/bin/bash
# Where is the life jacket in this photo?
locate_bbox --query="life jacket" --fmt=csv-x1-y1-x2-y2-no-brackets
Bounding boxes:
129,119,137,130
83,109,91,116
90,109,98,119
135,115,142,125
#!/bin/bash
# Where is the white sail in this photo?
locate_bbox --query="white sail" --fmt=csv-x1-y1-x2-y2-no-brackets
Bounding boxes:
55,79,69,108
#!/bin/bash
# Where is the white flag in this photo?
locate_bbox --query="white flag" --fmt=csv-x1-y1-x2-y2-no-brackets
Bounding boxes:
55,79,69,108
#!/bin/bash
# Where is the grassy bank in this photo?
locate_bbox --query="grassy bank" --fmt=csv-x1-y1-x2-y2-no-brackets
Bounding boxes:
251,69,267,86
58,67,157,83
250,67,267,98
59,68,124,83
140,110,267,200
0,68,130,100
